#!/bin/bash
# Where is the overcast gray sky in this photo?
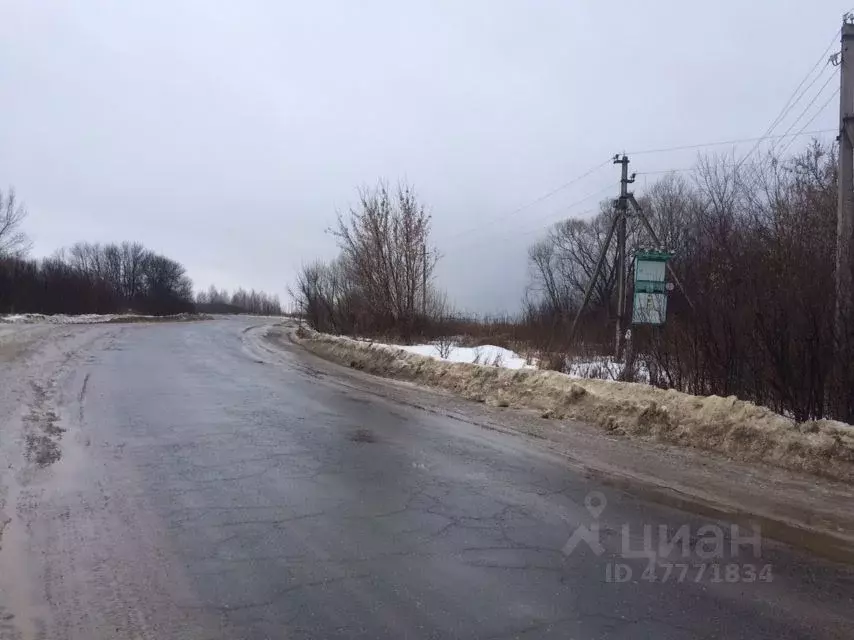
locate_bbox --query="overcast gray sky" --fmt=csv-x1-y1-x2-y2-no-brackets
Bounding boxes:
0,1,849,313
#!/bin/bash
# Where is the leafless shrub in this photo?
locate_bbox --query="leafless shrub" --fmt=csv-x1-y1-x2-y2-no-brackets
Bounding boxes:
434,334,454,359
333,181,436,339
538,351,567,372
292,181,441,340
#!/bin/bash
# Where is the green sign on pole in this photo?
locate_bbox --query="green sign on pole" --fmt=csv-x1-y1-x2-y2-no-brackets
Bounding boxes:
632,250,673,325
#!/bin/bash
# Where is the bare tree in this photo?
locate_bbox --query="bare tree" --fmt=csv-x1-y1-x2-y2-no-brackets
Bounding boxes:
333,181,437,337
525,199,642,349
0,188,31,257
119,241,147,302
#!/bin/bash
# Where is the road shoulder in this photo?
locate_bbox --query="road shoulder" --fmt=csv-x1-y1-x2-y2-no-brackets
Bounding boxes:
261,323,854,564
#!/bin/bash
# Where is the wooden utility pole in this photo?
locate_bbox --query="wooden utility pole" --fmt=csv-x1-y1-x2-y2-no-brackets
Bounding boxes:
837,15,854,340
614,155,632,359
569,154,633,356
568,154,694,351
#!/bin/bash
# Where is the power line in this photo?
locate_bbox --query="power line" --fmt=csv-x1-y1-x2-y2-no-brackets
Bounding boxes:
778,86,840,157
734,28,839,168
444,182,615,250
443,207,602,253
636,126,836,176
762,65,836,152
759,30,839,138
443,158,612,242
635,162,743,176
636,111,838,176
516,183,615,227
770,68,839,153
627,128,835,156
635,168,703,176
442,22,843,248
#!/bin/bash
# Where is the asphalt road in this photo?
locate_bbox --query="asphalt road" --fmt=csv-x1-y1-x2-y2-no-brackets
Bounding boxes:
0,318,852,639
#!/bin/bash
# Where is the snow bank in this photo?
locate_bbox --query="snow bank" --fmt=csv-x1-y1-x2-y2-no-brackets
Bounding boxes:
0,313,127,324
388,342,535,370
291,327,854,483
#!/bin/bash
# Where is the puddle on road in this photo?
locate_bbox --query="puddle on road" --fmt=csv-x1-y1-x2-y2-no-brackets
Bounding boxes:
350,428,377,443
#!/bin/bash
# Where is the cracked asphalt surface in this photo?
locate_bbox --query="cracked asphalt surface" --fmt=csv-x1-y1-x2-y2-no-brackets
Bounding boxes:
0,317,852,639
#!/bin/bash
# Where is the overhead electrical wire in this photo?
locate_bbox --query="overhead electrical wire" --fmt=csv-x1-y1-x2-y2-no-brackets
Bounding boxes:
445,120,838,250
777,86,840,157
444,182,616,250
444,206,602,253
769,68,838,153
443,26,845,253
442,157,612,242
733,29,839,169
760,30,839,137
626,128,835,156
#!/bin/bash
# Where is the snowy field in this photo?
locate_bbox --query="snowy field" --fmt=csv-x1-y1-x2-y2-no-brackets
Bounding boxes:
0,313,210,324
0,313,141,324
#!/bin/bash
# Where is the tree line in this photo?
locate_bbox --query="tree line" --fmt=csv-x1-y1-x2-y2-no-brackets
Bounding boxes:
0,188,282,317
196,285,283,315
525,143,853,422
0,240,195,316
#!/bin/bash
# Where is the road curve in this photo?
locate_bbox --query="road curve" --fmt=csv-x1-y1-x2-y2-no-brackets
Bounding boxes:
0,317,851,639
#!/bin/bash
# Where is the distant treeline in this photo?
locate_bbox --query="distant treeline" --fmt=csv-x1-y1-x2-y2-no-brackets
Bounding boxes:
196,285,283,316
0,241,195,316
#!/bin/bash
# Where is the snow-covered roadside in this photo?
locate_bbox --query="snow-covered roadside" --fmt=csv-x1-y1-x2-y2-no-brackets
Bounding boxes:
365,339,650,381
0,312,208,324
292,326,854,483
0,313,135,324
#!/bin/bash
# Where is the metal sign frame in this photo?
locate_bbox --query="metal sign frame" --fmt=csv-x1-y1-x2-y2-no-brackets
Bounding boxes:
632,249,674,325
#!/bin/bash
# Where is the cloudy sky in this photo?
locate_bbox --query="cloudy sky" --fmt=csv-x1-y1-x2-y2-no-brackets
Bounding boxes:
0,1,848,313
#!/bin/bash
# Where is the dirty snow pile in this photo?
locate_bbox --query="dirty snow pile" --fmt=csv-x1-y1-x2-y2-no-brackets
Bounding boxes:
288,326,854,483
392,343,535,370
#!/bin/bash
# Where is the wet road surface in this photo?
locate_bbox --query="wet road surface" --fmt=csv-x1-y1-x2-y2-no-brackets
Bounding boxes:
0,318,852,639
